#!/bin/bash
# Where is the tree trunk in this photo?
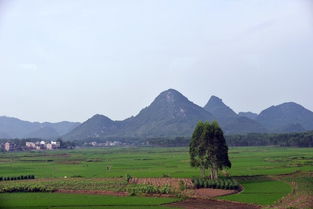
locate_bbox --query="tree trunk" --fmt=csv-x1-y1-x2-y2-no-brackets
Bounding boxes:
211,167,218,180
201,167,206,177
214,168,218,179
210,169,214,180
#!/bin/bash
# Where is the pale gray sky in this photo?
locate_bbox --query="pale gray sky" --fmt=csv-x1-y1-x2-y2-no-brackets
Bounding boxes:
0,0,313,122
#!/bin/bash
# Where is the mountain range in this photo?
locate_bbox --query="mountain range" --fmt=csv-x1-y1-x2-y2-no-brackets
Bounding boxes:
63,89,313,140
1,89,313,140
0,116,80,139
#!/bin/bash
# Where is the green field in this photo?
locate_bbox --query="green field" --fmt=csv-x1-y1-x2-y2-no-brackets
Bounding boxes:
0,193,179,209
219,176,292,205
1,146,313,208
0,147,312,178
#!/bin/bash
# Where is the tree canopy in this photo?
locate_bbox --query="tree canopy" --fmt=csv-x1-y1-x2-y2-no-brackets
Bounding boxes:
189,121,231,179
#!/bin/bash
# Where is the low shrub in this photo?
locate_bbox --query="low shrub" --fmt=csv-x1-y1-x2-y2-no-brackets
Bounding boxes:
179,180,186,191
127,184,172,195
0,184,54,193
192,177,239,190
0,175,35,182
125,174,132,183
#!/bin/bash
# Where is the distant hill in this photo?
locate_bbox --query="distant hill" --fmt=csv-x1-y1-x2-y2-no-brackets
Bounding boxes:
0,132,11,139
63,114,122,141
26,126,60,139
63,89,215,140
64,90,313,140
238,112,258,120
279,123,306,133
257,102,313,132
2,90,313,141
0,116,80,139
204,96,237,122
203,96,266,134
222,116,267,134
122,89,215,137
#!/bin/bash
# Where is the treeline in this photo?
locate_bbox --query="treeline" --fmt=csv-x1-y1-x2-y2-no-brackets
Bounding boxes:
146,131,313,147
226,131,313,147
2,131,313,148
147,137,190,147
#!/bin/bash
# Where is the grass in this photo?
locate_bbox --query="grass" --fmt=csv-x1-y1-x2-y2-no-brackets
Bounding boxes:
218,176,292,205
285,175,313,194
0,178,128,193
0,193,180,209
0,146,312,207
0,147,312,178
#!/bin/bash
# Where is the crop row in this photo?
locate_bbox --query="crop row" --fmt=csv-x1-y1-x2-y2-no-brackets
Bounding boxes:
0,184,53,193
192,177,239,190
0,175,35,181
127,184,172,195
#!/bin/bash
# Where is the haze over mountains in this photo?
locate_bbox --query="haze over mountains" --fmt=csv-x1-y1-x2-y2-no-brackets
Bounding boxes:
63,89,313,141
0,116,80,139
1,89,313,140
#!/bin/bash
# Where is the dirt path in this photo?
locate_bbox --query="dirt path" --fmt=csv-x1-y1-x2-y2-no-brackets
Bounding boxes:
166,199,261,209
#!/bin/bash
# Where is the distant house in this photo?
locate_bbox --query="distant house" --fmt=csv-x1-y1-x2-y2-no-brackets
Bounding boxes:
39,141,46,149
26,142,36,149
51,141,60,148
4,142,12,152
46,143,53,150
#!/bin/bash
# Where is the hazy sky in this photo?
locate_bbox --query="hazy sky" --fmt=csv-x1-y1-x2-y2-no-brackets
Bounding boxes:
0,0,312,122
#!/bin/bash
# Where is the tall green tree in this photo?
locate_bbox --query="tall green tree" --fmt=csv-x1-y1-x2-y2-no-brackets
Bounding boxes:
189,121,207,177
189,121,231,179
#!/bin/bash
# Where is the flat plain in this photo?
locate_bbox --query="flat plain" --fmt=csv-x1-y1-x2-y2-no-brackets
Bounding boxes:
1,146,313,209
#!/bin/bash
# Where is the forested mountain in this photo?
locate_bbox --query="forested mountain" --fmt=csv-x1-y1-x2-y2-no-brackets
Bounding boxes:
257,102,313,132
204,96,237,122
63,114,122,141
238,112,258,120
0,116,80,139
121,89,215,137
63,90,313,140
63,89,215,140
2,90,313,141
203,96,266,134
26,127,60,139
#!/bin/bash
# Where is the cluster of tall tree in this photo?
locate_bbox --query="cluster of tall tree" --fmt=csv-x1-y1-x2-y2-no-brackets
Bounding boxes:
189,121,231,179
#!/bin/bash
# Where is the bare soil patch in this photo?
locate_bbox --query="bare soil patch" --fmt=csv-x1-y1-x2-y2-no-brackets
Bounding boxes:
167,198,261,209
